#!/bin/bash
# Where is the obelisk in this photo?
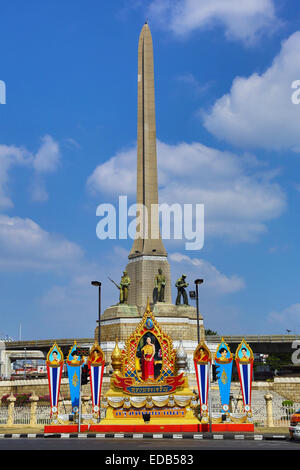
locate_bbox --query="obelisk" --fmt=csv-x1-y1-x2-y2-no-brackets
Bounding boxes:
98,24,205,362
126,22,172,307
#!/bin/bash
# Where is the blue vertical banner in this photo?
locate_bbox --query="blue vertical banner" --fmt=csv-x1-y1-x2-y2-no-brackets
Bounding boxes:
66,341,84,415
46,343,64,422
88,342,105,421
235,339,254,418
193,342,211,423
214,338,233,414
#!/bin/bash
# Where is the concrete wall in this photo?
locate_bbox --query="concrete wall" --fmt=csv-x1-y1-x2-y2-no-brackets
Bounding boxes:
250,378,300,402
272,378,300,402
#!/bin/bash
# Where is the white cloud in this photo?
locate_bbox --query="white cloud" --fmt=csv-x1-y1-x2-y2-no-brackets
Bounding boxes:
176,73,211,95
32,135,60,173
268,303,300,331
87,140,286,242
169,252,245,294
203,32,300,151
0,135,60,207
0,214,83,270
31,135,60,202
0,144,31,209
147,0,278,43
30,178,49,203
87,146,136,197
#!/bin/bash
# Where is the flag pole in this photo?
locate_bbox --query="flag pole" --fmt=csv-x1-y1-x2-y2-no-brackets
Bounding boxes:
208,361,212,433
78,365,82,433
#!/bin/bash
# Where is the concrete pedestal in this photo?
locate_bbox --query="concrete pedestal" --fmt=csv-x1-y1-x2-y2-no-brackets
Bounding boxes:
96,302,204,345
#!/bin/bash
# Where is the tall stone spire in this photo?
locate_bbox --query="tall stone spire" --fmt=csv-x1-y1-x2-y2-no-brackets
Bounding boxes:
126,23,171,307
96,24,205,362
129,22,167,259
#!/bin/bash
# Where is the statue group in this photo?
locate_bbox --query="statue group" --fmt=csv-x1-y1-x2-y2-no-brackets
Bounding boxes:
109,269,190,306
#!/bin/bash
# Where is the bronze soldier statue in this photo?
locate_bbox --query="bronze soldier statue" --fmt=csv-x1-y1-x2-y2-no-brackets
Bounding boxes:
175,274,189,306
154,268,166,303
119,270,130,303
109,271,131,304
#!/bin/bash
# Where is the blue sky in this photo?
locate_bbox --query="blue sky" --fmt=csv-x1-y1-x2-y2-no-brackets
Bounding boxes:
1,0,300,340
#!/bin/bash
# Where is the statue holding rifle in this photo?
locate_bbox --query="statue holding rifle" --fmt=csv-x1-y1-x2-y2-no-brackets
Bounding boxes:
175,274,189,306
108,271,131,304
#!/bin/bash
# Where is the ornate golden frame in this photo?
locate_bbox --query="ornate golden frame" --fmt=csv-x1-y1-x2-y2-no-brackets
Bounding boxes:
121,299,176,383
88,342,105,366
66,340,85,366
235,338,254,363
46,342,64,367
214,337,233,364
193,342,211,364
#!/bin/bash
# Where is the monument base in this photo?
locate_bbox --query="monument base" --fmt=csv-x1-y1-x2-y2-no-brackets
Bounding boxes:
97,302,204,345
44,422,254,433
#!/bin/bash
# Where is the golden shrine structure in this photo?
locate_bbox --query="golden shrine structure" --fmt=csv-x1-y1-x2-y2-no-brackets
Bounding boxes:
99,299,199,432
44,300,254,433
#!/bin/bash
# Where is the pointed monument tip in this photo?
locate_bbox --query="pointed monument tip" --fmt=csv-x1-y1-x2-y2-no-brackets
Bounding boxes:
140,21,152,40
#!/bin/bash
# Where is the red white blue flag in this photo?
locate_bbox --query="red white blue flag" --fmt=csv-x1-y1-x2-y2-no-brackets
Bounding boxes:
88,343,105,419
193,343,211,419
46,343,64,419
235,339,254,417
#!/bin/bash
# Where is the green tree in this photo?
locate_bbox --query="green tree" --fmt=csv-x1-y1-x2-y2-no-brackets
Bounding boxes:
205,329,218,336
265,353,291,373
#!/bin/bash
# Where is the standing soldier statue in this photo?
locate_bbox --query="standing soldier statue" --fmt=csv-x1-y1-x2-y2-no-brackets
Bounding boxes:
108,271,131,304
154,268,166,303
175,274,189,306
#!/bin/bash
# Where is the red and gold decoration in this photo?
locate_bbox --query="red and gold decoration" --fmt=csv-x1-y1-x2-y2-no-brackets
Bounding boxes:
193,342,212,423
44,303,255,433
235,339,254,418
46,343,64,423
99,299,199,431
112,299,178,393
87,342,105,421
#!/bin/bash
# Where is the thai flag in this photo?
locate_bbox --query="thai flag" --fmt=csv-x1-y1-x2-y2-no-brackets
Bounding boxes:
89,364,104,411
195,363,210,408
47,365,63,415
236,362,253,410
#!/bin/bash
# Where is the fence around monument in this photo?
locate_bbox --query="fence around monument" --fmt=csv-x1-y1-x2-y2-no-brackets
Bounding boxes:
0,394,298,428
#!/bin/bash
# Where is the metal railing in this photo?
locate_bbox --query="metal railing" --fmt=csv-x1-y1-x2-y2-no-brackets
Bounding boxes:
0,406,8,424
0,393,298,428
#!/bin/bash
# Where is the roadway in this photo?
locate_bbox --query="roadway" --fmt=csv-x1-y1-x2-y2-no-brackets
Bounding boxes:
0,436,298,452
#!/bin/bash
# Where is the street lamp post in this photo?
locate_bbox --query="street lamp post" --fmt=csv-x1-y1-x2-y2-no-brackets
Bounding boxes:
91,281,102,345
24,347,27,379
195,279,204,344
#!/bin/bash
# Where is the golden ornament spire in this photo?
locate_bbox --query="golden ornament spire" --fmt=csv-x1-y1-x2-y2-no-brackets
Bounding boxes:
111,338,122,376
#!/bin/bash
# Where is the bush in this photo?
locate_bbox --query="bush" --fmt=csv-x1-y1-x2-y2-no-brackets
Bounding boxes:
38,395,50,403
1,393,31,405
282,400,294,407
